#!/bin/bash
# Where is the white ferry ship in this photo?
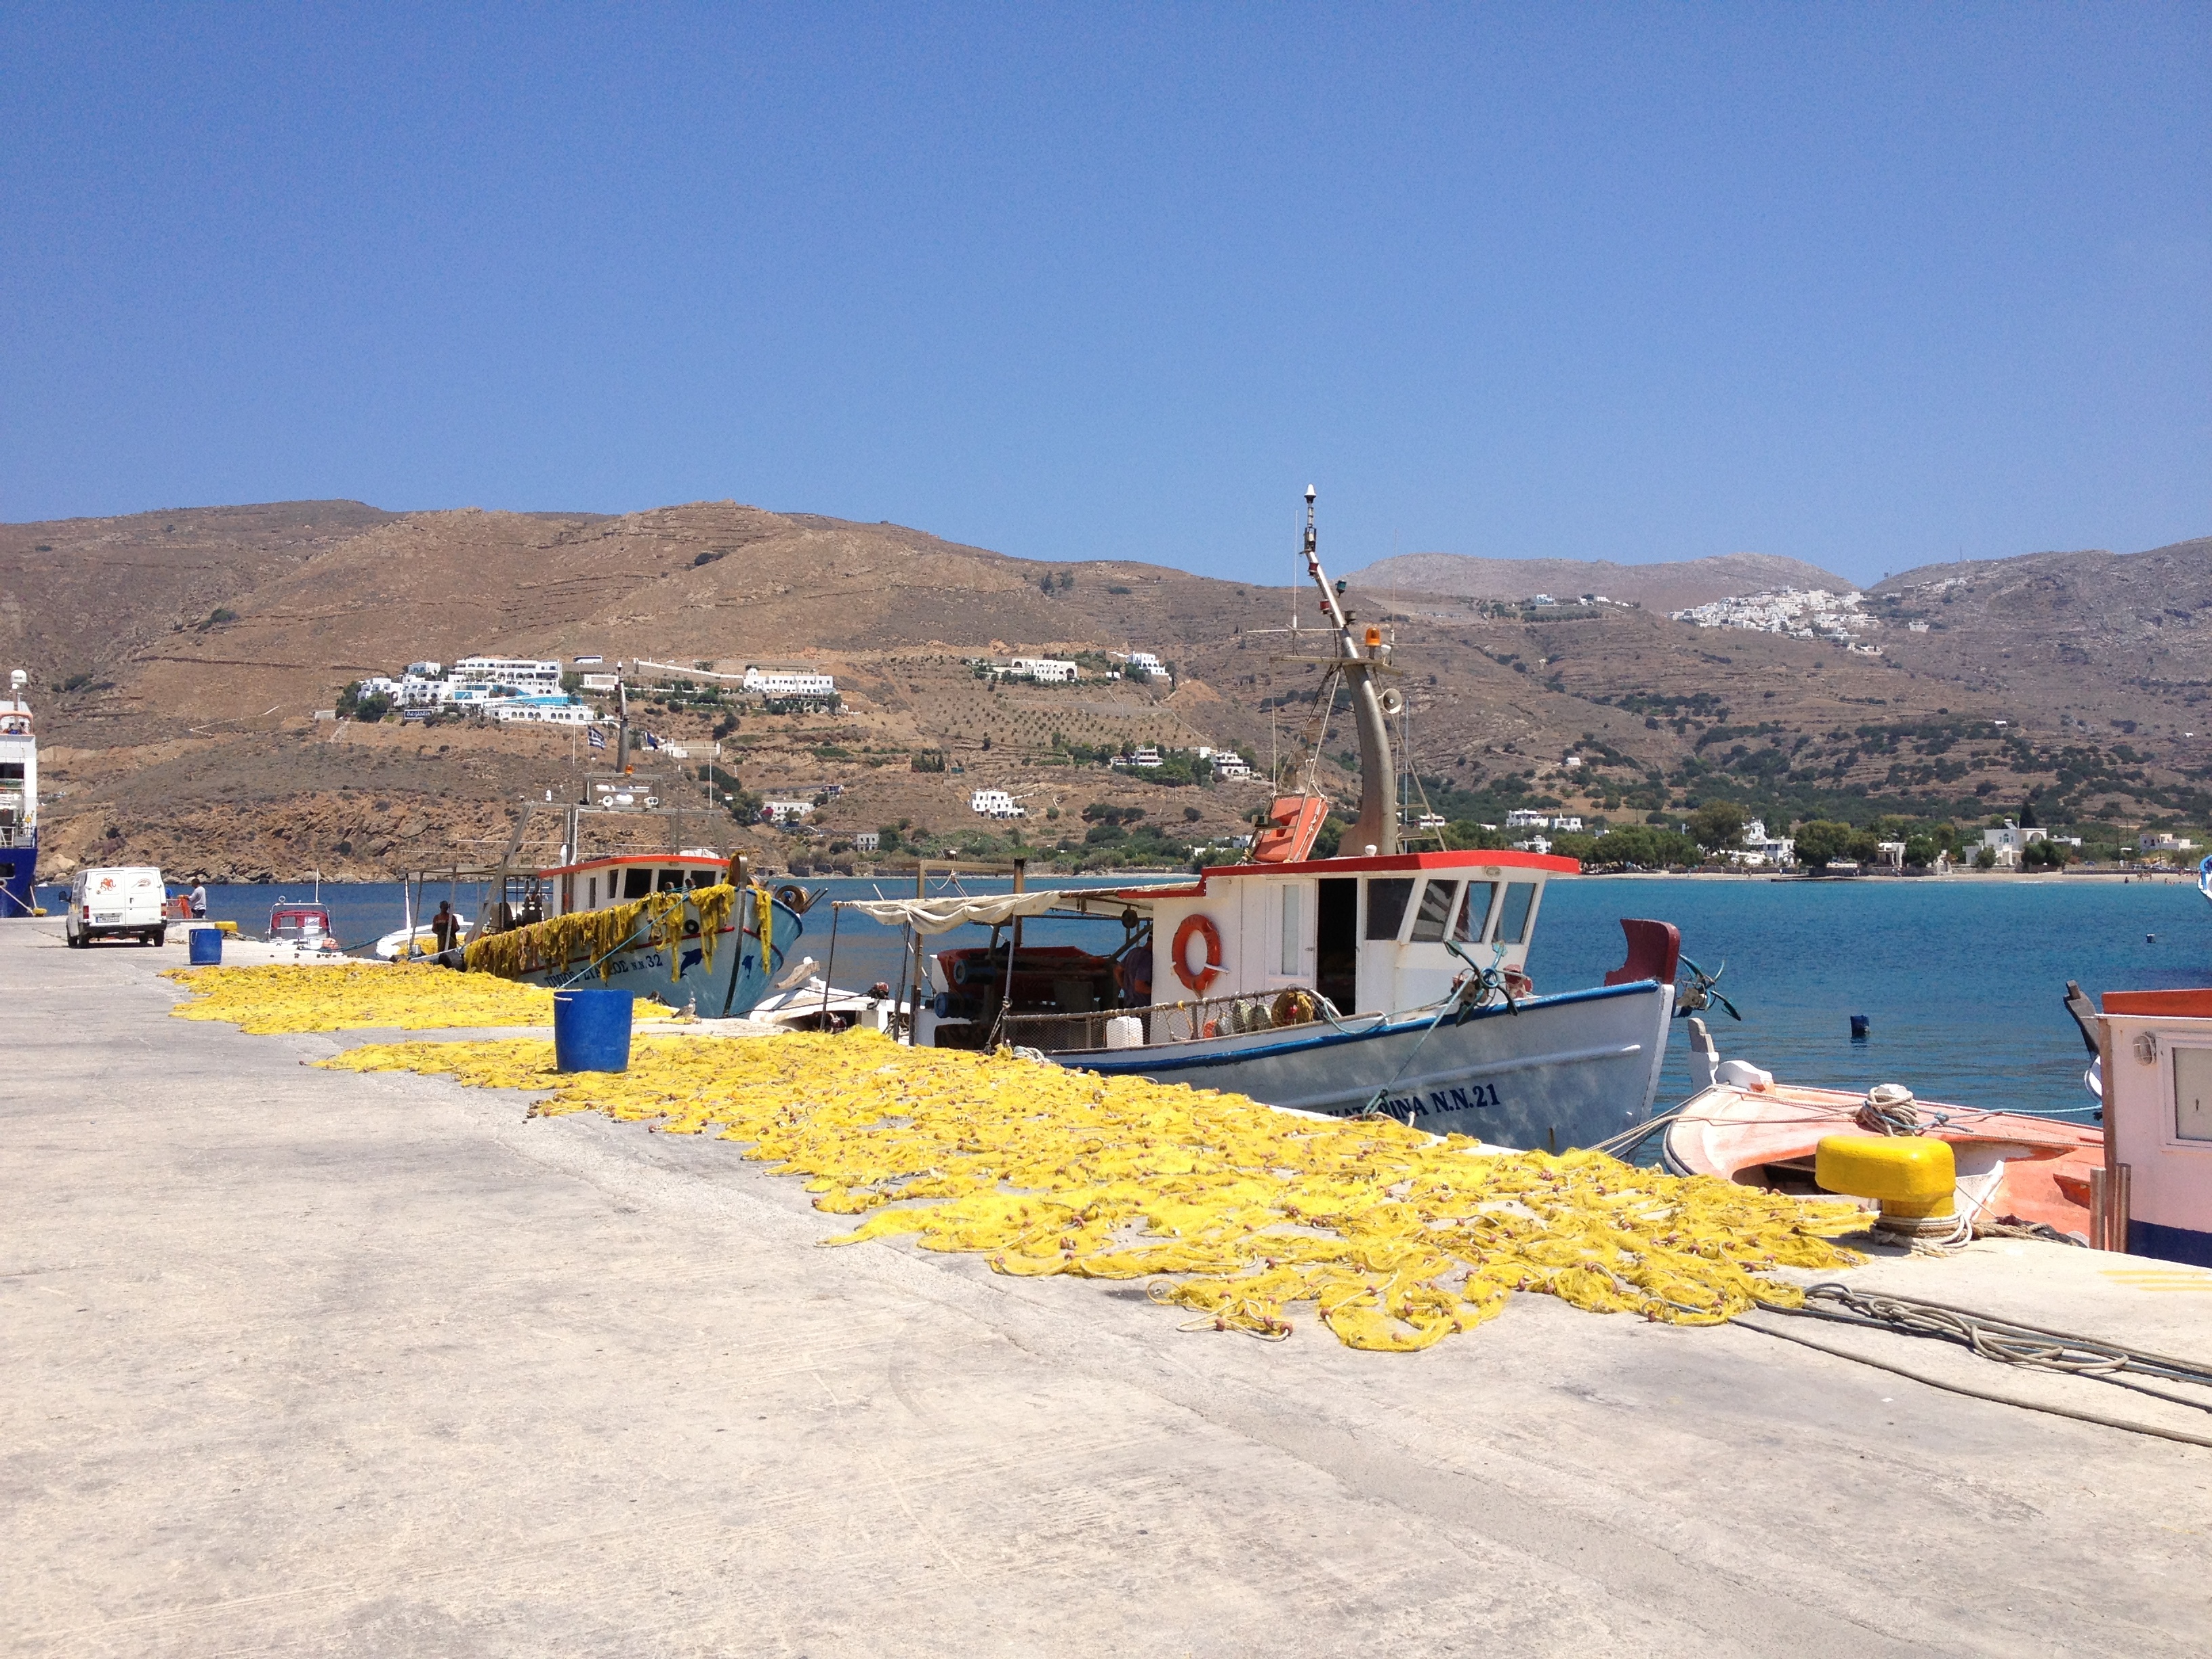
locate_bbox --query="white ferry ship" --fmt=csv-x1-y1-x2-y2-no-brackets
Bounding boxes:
0,670,39,919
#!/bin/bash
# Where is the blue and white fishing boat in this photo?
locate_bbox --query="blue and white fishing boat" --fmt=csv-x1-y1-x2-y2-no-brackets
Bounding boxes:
464,850,807,1019
857,489,1689,1151
0,670,39,920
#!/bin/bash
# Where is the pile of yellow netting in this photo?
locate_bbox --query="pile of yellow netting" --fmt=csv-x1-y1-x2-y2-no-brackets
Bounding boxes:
463,882,746,984
165,962,665,1034
324,1027,1868,1350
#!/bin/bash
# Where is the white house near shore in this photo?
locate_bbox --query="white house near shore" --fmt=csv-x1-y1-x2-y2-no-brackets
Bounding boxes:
1737,819,1797,868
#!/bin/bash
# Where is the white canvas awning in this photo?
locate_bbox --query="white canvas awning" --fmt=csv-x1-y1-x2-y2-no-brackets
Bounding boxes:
840,891,1067,935
840,887,1170,935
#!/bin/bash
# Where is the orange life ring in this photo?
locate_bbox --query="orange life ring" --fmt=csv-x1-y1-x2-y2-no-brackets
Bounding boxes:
1172,913,1225,996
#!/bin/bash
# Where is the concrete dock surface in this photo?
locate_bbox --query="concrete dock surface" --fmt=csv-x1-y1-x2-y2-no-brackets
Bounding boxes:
5,920,2209,1656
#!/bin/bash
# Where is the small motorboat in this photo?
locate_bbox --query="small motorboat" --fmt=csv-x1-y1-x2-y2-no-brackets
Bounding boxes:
750,974,905,1033
1658,1004,2103,1240
373,920,466,960
267,901,344,956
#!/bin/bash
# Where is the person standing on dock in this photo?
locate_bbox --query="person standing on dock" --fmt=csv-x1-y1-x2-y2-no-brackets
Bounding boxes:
188,882,207,919
431,901,460,958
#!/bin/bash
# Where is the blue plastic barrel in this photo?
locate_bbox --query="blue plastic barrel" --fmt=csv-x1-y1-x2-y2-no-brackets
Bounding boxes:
188,928,224,966
553,987,634,1073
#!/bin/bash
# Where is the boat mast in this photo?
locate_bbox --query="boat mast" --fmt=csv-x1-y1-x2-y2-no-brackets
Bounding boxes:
1298,486,1397,856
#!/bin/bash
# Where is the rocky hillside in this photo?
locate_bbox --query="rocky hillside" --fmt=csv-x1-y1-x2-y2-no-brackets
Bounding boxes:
3,499,2207,881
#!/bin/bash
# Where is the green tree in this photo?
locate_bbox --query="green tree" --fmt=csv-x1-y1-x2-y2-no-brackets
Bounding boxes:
1446,819,1511,851
1689,799,1746,853
1582,825,1700,869
1793,819,1855,869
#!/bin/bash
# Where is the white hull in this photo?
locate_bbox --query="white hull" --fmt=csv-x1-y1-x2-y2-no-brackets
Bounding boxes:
1059,981,1676,1151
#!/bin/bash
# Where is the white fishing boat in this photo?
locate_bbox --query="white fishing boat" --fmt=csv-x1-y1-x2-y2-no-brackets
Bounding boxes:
846,489,1688,1151
464,850,807,1019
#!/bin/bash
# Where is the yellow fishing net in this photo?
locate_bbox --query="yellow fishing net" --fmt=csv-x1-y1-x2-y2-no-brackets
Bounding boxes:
324,1028,1867,1350
464,882,744,984
165,962,574,1033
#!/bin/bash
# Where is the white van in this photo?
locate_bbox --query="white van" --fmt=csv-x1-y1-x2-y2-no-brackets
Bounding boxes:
66,866,168,947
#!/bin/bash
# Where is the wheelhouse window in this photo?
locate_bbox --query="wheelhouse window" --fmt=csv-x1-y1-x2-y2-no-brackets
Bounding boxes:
1364,878,1414,941
1454,881,1495,943
687,868,720,889
1279,884,1301,975
1494,881,1540,945
588,876,599,907
1409,879,1457,943
0,763,22,781
621,867,653,900
656,868,688,892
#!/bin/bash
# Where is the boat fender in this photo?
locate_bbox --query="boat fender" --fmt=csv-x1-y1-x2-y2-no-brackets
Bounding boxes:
1171,913,1225,996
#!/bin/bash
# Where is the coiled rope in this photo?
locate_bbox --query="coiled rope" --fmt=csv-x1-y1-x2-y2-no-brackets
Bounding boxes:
1736,1282,2212,1448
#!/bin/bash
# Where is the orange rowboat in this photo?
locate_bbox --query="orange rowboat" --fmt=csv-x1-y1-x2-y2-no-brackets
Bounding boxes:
1660,1077,2101,1240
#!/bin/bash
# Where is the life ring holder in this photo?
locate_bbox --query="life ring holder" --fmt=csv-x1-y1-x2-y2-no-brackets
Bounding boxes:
1171,913,1225,997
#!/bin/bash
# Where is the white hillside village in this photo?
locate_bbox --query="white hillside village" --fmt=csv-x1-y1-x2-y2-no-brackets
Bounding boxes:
1670,587,1881,652
342,657,844,726
348,657,594,725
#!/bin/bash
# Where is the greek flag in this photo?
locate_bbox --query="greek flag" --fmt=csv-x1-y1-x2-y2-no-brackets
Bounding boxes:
588,725,607,751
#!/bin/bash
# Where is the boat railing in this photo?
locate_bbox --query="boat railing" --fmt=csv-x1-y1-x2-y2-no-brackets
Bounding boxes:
998,986,1338,1054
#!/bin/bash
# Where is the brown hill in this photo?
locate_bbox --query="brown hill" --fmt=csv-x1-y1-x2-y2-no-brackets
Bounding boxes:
3,499,2209,882
1868,537,2212,731
1349,550,1851,612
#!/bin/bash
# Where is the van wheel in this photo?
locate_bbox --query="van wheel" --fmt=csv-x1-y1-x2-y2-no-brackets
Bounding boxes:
150,929,167,947
66,930,82,948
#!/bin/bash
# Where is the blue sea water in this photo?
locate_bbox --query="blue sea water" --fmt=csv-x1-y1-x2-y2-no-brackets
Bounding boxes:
79,872,2201,1119
1530,876,2198,1119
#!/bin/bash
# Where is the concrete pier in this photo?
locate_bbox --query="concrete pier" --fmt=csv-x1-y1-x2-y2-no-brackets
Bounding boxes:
5,920,2208,1656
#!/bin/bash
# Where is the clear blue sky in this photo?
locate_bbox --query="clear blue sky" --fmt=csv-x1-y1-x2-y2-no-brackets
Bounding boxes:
3,3,2205,584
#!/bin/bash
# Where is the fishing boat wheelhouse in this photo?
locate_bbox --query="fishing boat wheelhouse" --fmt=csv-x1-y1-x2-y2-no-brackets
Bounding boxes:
537,851,736,917
924,848,1576,1042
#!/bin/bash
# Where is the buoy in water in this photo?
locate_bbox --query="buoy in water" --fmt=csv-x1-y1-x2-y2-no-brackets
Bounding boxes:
2148,933,2157,943
1850,1014,1870,1040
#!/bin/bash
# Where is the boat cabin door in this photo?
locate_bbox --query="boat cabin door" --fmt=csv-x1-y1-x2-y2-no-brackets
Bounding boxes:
1316,878,1357,1015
